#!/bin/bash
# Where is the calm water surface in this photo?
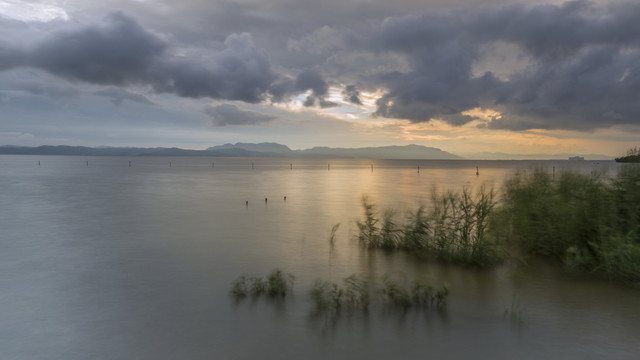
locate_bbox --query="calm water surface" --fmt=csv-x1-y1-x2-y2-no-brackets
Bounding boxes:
1,156,637,359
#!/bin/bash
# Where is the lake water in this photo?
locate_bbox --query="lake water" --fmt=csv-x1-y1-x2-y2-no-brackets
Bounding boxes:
1,156,637,359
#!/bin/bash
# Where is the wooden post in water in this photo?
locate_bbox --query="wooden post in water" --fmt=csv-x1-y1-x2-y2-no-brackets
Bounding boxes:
169,162,172,168
371,164,374,172
290,163,292,170
129,161,132,167
86,161,89,167
418,165,420,174
553,166,555,180
212,162,214,168
38,160,40,166
476,166,479,176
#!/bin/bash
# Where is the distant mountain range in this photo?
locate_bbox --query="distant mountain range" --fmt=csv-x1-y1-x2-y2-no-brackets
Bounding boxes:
206,143,462,159
0,143,462,159
0,143,613,160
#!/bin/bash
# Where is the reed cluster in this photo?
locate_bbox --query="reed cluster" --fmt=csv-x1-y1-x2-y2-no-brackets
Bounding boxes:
356,165,640,282
502,166,640,282
356,188,504,268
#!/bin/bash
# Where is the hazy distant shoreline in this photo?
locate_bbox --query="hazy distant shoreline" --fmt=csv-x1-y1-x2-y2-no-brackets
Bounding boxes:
0,143,613,160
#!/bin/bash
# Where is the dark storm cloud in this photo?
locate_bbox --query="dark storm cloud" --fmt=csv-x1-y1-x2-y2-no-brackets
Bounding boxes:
342,85,362,105
467,1,640,61
364,0,640,130
28,12,165,85
490,44,640,130
152,33,277,103
294,68,337,107
204,103,277,126
0,12,282,104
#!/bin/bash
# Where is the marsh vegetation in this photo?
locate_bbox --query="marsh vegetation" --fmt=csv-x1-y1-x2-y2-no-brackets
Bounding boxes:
232,272,449,316
357,166,640,283
502,166,640,282
615,146,640,163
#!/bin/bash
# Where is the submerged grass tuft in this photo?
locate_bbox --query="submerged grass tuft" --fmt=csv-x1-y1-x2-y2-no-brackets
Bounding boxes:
310,273,448,314
230,269,294,300
309,274,370,314
379,275,449,310
504,293,526,329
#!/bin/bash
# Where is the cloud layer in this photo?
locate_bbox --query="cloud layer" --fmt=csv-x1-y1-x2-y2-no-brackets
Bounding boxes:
204,104,277,126
365,1,640,130
1,1,639,132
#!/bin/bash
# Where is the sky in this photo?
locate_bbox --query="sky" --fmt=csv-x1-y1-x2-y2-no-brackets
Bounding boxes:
0,0,639,156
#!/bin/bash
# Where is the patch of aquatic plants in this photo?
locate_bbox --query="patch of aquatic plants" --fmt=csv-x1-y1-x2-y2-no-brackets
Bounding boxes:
357,188,504,268
379,275,449,310
308,274,448,314
501,166,640,282
309,274,370,314
230,269,295,299
504,293,526,330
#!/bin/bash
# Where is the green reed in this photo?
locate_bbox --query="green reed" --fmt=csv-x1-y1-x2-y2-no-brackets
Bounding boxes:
329,222,341,253
357,187,503,268
501,166,640,282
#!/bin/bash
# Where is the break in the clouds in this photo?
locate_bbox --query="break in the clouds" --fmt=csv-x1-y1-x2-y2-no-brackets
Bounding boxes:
204,103,277,126
0,0,639,140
